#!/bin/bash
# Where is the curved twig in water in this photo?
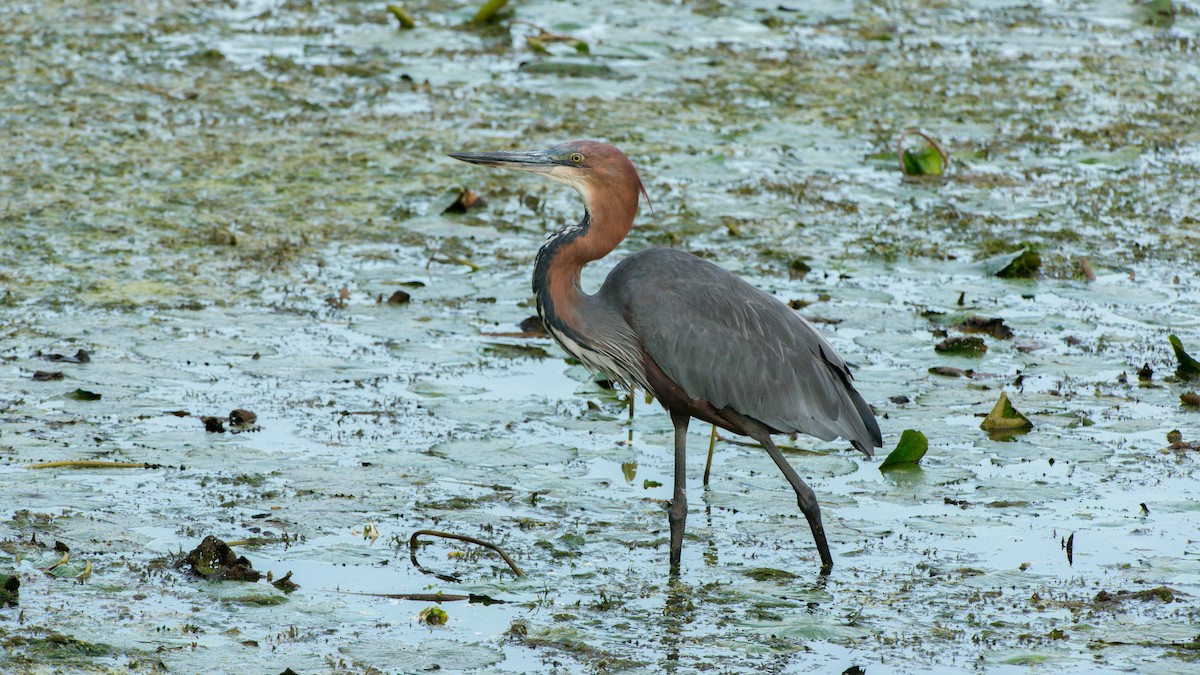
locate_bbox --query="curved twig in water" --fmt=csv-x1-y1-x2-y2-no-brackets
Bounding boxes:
409,529,524,578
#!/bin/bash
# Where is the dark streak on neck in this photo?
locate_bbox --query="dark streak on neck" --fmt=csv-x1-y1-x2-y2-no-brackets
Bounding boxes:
533,210,592,349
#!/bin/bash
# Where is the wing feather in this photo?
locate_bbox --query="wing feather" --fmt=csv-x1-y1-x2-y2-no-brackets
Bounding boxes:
600,248,881,454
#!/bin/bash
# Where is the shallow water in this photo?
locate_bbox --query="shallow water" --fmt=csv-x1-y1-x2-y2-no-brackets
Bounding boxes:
2,0,1200,672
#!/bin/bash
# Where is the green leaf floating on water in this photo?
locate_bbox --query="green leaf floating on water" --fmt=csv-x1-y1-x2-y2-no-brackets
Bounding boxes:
980,391,1033,434
897,129,946,177
880,429,928,471
1168,334,1200,381
902,146,943,176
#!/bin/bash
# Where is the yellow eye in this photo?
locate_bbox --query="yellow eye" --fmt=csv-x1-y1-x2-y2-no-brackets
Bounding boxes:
570,153,584,164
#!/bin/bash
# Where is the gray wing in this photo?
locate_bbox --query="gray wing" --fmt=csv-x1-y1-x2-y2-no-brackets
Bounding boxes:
601,248,881,456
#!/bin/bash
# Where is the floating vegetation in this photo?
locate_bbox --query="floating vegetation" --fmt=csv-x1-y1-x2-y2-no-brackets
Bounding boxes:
880,429,929,471
386,4,416,29
3,0,1199,672
1169,334,1200,381
471,0,509,24
177,536,263,582
898,129,947,178
935,336,987,357
980,391,1034,436
419,606,450,625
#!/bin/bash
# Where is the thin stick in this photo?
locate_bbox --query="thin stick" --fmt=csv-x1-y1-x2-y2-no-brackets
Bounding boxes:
409,529,523,577
714,433,823,455
27,460,152,470
325,590,506,603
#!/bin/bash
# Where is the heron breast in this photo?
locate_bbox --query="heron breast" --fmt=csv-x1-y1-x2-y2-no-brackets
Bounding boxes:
546,324,648,393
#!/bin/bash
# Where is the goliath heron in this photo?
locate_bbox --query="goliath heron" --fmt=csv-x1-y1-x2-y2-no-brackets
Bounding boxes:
449,141,882,572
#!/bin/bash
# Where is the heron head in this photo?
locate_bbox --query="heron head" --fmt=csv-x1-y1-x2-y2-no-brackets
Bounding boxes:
449,140,645,209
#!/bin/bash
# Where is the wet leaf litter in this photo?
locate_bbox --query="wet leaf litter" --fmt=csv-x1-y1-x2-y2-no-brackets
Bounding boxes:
1,0,1199,673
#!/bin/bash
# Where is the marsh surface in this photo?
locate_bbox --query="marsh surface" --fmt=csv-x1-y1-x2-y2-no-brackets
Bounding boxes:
2,0,1199,672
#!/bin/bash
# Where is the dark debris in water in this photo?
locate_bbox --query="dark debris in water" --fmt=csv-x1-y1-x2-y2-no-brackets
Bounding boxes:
270,570,299,593
37,349,90,364
958,316,1013,339
229,408,257,428
1,573,19,606
31,370,63,381
520,315,548,336
201,409,261,433
177,536,262,582
1094,586,1184,605
929,366,974,378
386,289,412,305
935,336,987,357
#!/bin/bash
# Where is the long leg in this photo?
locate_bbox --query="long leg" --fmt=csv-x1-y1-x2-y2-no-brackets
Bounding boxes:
760,434,833,571
668,410,690,570
725,411,833,571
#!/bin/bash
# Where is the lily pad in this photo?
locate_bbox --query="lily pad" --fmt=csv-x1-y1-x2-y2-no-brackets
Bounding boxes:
880,429,929,471
1168,334,1200,380
980,391,1033,436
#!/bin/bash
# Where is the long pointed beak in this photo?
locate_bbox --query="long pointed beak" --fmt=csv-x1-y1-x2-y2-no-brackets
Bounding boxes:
448,148,563,174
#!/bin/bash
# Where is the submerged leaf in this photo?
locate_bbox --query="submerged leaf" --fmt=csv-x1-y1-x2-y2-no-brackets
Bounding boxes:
980,391,1033,435
743,567,799,582
935,336,987,357
880,429,928,471
1168,334,1200,380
